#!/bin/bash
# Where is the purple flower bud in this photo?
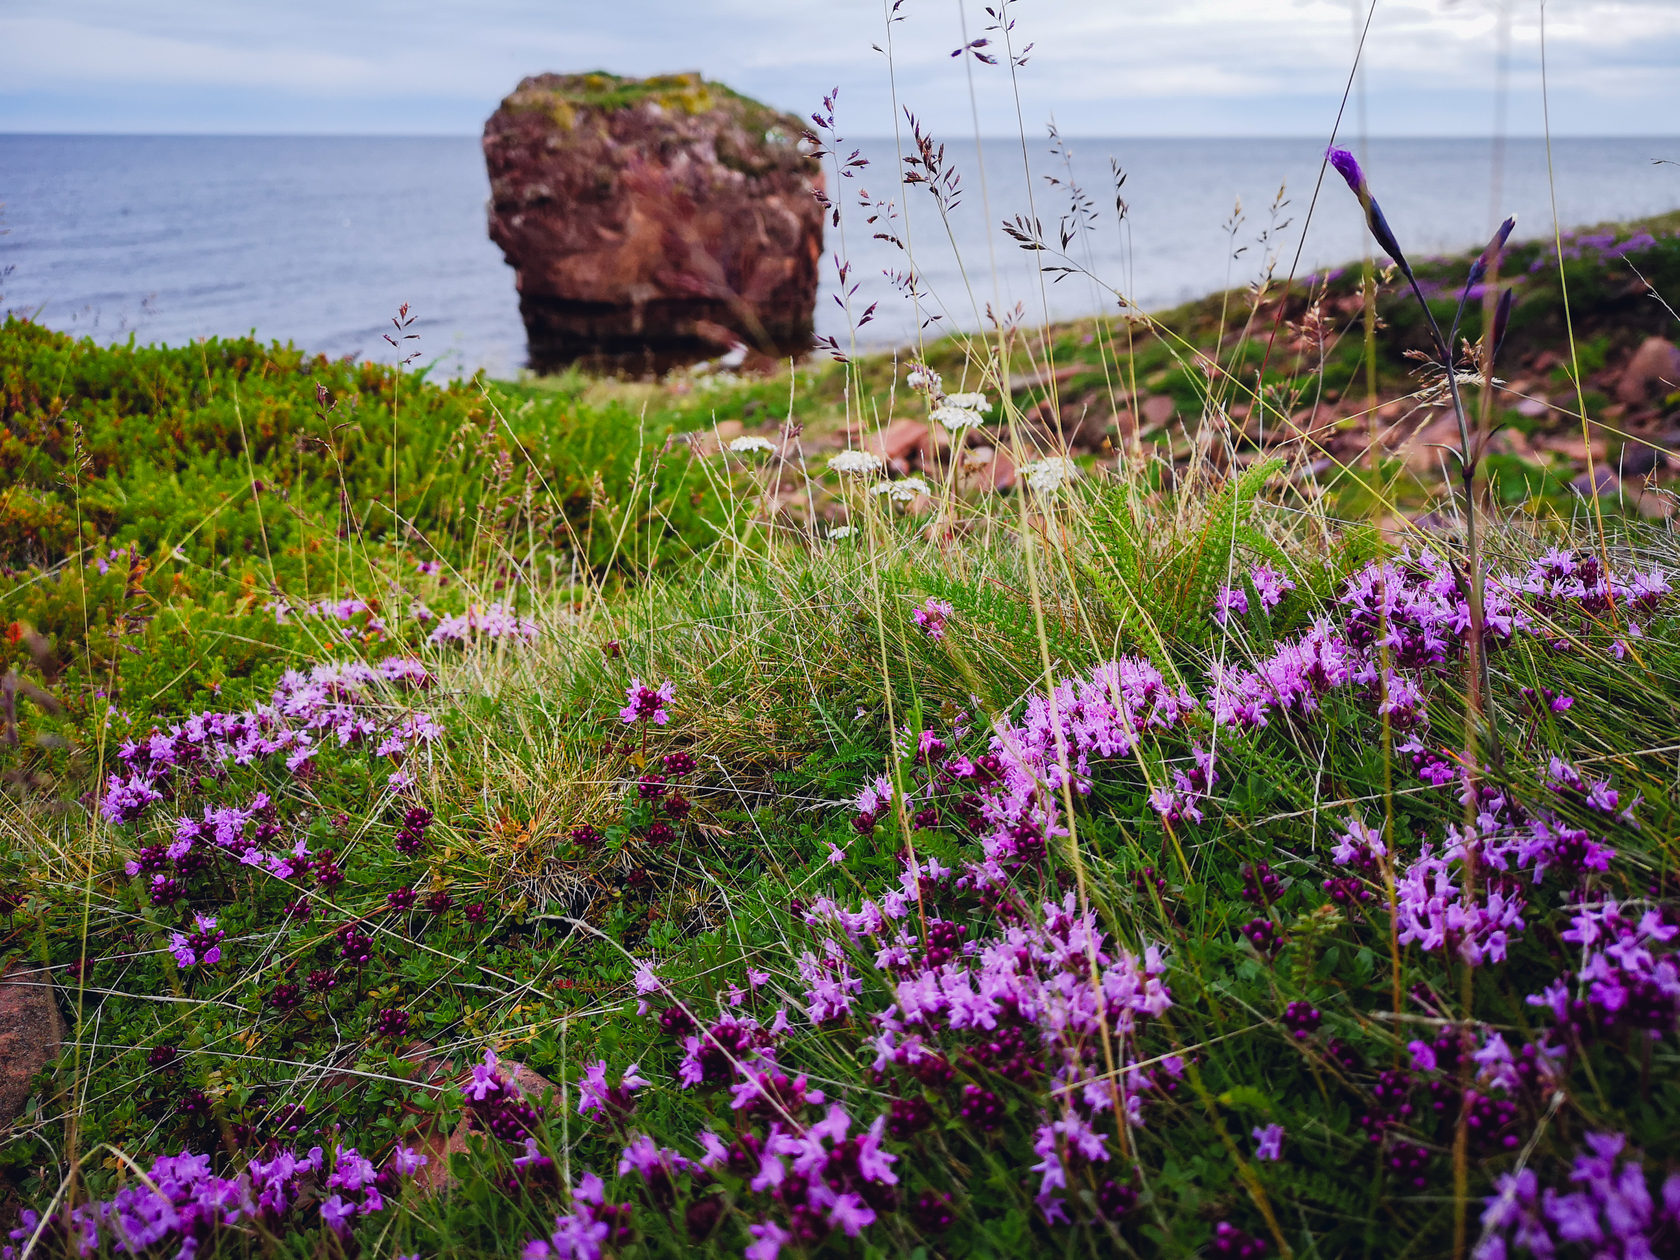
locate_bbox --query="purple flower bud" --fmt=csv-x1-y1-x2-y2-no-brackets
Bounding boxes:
1466,215,1518,289
1326,145,1412,278
1326,146,1364,194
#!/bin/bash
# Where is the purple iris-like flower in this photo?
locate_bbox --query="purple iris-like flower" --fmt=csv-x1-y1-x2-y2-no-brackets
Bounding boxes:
1490,285,1516,358
1467,217,1517,288
1253,1123,1285,1162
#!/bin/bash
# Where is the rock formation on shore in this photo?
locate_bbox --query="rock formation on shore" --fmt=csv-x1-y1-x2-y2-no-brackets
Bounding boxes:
483,72,823,373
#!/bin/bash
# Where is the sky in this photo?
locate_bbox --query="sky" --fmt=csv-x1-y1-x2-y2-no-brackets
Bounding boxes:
2,1,1679,137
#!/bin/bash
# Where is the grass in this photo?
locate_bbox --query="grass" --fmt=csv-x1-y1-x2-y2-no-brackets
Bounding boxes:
4,72,1680,1260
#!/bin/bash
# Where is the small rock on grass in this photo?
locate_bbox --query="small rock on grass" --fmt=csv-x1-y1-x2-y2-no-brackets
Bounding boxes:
1140,395,1177,431
863,419,936,472
1570,467,1619,497
0,964,64,1125
1617,337,1680,404
411,1054,558,1197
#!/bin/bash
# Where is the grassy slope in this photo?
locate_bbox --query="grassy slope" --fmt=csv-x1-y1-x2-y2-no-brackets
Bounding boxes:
547,209,1680,517
0,215,1679,1257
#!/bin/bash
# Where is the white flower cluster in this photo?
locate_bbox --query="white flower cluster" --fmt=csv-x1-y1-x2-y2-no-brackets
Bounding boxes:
905,365,943,393
727,435,776,454
1022,457,1078,496
828,450,885,477
827,525,856,540
931,404,984,433
944,392,990,412
869,476,931,504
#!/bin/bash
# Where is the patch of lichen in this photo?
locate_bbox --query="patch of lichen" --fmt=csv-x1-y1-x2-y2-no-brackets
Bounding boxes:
502,71,797,141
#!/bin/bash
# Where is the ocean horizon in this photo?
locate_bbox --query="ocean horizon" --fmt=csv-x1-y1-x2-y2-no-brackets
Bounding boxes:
4,132,1678,379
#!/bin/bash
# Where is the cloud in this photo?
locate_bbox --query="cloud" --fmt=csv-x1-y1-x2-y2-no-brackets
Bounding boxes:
1,0,1676,136
2,16,376,91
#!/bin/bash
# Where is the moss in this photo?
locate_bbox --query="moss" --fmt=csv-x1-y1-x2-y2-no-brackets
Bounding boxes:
504,70,791,135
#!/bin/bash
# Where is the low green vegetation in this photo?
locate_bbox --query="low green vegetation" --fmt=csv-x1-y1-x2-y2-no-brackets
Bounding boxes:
0,318,742,785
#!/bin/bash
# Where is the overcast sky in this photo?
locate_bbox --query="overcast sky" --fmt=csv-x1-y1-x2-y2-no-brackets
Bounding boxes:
3,1,1678,138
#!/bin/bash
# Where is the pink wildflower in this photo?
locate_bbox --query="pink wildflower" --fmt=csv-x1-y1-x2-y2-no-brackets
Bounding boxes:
912,598,954,641
619,678,675,726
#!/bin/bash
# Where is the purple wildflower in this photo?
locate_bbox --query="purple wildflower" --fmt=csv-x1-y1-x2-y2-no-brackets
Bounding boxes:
1327,145,1411,276
912,597,954,641
578,1060,649,1120
619,679,675,726
168,913,224,968
1213,584,1249,624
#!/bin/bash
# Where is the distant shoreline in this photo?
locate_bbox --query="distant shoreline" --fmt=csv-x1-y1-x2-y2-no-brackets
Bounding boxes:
5,130,1680,140
4,134,1677,376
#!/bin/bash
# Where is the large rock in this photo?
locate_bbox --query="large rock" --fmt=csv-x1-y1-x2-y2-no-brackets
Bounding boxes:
483,71,823,372
0,964,63,1125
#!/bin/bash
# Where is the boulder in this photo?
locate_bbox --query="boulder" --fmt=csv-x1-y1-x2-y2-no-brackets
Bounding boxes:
1617,337,1680,404
483,72,823,373
0,964,63,1125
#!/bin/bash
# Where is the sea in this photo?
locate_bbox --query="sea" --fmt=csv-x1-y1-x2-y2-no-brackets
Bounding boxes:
2,134,1677,380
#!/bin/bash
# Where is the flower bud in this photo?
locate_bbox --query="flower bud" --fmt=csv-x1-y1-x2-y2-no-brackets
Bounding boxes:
1328,146,1412,278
